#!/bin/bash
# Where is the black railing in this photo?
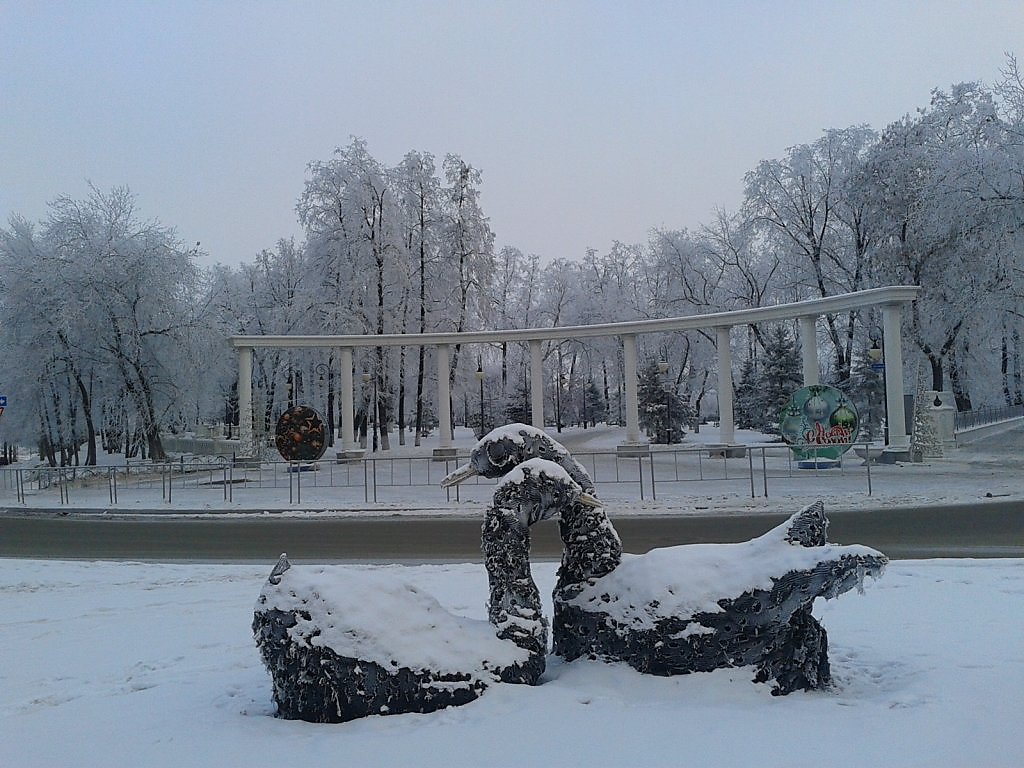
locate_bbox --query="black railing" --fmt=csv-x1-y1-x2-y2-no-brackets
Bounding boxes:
0,441,894,508
954,404,1024,431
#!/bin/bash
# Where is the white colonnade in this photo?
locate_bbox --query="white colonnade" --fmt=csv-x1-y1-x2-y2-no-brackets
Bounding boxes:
230,287,920,456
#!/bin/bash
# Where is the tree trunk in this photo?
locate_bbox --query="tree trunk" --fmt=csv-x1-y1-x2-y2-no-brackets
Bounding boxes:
1014,325,1023,405
73,372,98,466
414,346,426,446
1002,326,1012,405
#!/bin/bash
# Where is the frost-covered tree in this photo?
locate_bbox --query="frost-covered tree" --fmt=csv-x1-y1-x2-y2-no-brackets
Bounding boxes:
848,346,886,441
910,371,944,458
299,139,409,450
732,325,801,434
0,186,204,463
439,155,495,433
743,127,878,382
855,82,1021,402
394,150,443,445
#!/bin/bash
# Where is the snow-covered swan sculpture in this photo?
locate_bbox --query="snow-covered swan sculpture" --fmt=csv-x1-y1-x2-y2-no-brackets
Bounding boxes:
252,457,600,722
443,424,887,695
253,422,887,722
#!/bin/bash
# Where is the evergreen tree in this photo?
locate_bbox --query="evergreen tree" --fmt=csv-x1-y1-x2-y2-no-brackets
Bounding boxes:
504,381,532,425
911,369,944,458
848,348,885,441
637,359,692,443
760,325,803,434
580,379,605,427
733,356,762,430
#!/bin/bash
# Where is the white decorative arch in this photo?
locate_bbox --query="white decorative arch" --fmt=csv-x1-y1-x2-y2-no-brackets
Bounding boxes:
230,286,920,456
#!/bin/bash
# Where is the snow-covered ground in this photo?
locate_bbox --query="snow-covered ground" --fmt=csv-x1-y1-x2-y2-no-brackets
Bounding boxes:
2,423,1021,766
1,557,1021,767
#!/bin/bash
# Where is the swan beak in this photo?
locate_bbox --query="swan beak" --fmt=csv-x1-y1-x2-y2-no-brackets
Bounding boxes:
441,463,477,487
579,491,603,508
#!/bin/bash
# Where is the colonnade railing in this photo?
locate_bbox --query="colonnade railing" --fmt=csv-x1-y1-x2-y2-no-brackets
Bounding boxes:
1,442,898,508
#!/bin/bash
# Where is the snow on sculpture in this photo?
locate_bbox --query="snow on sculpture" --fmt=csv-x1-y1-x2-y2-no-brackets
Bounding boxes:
253,457,600,722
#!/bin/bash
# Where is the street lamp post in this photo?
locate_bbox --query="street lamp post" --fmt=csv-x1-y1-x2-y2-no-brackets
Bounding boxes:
313,362,334,447
582,378,589,429
867,339,888,444
475,361,485,438
554,372,569,433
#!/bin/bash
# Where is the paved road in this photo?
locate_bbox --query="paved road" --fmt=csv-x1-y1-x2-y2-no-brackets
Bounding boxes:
1,500,1021,561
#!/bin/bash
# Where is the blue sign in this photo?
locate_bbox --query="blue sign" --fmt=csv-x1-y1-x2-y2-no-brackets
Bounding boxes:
0,396,6,407
869,363,885,372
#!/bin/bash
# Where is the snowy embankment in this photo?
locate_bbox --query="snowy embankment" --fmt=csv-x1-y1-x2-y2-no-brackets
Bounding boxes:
1,557,1021,767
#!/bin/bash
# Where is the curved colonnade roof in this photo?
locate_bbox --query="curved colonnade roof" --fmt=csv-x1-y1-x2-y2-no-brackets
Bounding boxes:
230,286,921,349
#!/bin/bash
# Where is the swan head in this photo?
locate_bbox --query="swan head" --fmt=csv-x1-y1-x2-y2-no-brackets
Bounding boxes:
441,423,572,487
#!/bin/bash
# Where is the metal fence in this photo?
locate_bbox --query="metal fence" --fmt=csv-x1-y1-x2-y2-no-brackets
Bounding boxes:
954,404,1024,431
0,441,892,509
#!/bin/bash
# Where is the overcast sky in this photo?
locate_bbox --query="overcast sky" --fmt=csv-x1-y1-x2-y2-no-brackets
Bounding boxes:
1,1,1020,268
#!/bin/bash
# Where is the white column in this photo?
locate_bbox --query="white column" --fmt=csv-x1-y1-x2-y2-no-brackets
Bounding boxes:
716,326,735,445
238,346,253,455
623,334,640,444
340,347,355,452
236,344,252,454
799,315,820,386
437,344,452,449
529,339,544,429
882,303,910,448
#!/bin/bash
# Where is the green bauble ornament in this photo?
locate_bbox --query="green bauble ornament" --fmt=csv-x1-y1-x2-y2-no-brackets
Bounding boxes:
830,404,857,430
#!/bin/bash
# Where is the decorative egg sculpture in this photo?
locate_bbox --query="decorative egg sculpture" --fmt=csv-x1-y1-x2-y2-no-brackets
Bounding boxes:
275,405,328,461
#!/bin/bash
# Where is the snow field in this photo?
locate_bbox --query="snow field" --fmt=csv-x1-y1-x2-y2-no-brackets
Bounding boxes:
1,557,1022,767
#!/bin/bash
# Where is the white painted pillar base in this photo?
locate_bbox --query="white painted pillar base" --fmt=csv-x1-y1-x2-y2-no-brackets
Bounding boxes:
530,340,544,429
799,315,820,386
623,334,640,444
238,346,253,455
716,326,735,445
